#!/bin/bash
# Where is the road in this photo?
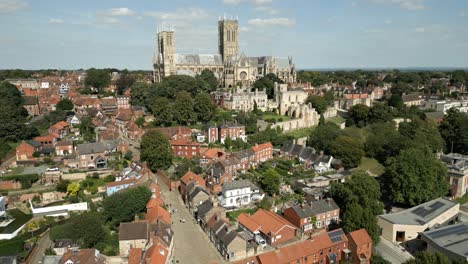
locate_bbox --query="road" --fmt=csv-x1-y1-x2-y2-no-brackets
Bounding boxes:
28,230,51,264
160,184,226,264
375,237,413,264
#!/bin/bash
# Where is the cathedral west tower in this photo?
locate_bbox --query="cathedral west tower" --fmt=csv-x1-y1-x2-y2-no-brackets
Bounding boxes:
218,18,239,63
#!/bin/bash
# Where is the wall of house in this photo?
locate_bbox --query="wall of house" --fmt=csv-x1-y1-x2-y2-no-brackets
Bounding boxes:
119,239,147,257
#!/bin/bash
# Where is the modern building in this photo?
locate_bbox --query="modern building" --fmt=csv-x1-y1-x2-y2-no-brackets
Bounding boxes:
105,178,137,196
420,222,468,262
378,198,460,243
219,179,264,208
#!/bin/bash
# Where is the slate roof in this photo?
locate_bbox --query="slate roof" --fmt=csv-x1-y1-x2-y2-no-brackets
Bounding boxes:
188,186,209,201
280,141,294,153
197,200,213,219
232,149,254,160
289,198,339,218
421,222,468,258
299,147,316,160
222,179,259,191
291,145,304,156
76,142,106,155
119,222,148,241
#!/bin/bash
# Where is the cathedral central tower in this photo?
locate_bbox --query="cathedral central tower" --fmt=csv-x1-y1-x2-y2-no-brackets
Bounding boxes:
218,18,239,63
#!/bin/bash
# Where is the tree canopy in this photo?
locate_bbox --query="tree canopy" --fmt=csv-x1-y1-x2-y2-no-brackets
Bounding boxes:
329,171,383,243
56,98,74,111
173,91,194,125
439,108,468,154
306,95,327,114
308,122,341,152
330,135,365,168
383,147,448,207
194,93,216,123
260,168,282,196
85,68,111,91
140,130,173,171
102,186,152,227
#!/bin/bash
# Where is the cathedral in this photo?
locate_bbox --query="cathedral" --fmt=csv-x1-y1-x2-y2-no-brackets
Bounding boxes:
153,18,297,87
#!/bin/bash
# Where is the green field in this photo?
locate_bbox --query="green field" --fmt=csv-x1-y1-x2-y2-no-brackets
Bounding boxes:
259,112,291,122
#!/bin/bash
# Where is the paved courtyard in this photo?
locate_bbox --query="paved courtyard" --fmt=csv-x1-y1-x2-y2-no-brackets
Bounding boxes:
375,237,413,264
161,184,226,264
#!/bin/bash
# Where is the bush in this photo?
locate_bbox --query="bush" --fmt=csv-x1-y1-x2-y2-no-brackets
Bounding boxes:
1,174,39,189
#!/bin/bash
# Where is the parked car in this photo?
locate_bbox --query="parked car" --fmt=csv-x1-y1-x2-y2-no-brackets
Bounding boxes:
46,167,59,172
255,235,266,247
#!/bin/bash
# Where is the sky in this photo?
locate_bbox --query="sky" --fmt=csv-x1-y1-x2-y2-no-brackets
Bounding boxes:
0,0,467,70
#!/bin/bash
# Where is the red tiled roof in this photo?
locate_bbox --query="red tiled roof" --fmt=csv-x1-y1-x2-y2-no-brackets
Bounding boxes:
145,243,168,264
246,209,296,235
180,171,205,187
238,213,261,233
201,148,224,159
128,248,143,264
170,139,200,146
146,205,171,225
348,229,372,246
251,142,273,153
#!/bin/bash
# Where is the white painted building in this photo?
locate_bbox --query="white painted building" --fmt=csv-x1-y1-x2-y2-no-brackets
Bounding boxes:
219,179,264,208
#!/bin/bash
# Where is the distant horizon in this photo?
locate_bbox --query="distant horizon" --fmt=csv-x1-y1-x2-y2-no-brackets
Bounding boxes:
1,0,467,69
1,66,467,72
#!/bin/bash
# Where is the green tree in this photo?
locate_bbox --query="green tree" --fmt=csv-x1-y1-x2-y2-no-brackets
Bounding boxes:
193,93,215,123
140,131,173,171
368,102,394,124
324,90,335,106
329,171,383,242
383,147,448,207
50,212,105,248
253,76,275,99
173,91,194,125
115,69,135,95
102,186,152,227
308,122,341,152
152,97,173,126
348,104,370,127
306,95,327,114
257,197,272,210
155,75,208,99
365,122,402,163
399,118,444,153
403,251,450,264
85,68,111,92
130,83,150,106
330,136,365,168
439,108,468,154
135,117,145,127
260,168,281,196
197,69,218,92
55,99,74,111
79,116,95,142
66,182,80,196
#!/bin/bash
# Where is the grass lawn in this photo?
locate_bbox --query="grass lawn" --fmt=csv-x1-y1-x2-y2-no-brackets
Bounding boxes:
284,127,315,139
259,112,291,122
0,236,25,256
327,116,346,125
355,157,385,176
0,209,32,234
454,193,468,205
226,208,258,223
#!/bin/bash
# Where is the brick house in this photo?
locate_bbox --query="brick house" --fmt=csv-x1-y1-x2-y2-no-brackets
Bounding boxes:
59,248,106,264
214,157,242,178
179,171,206,202
16,141,37,161
116,95,130,109
55,140,74,156
118,222,149,257
23,96,40,116
209,123,247,144
235,228,356,264
238,209,297,246
199,148,225,167
75,142,107,169
48,121,70,139
153,126,192,141
231,149,255,172
347,229,372,264
251,142,273,165
283,198,340,234
33,135,57,146
206,216,249,262
170,139,200,159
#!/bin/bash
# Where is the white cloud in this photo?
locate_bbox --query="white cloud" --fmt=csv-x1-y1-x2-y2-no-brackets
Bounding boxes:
0,0,27,14
248,17,295,27
413,27,425,33
144,7,210,21
48,18,64,24
223,0,272,5
460,12,465,17
368,0,426,11
254,6,278,15
101,7,135,17
385,20,392,24
239,26,251,32
98,17,121,25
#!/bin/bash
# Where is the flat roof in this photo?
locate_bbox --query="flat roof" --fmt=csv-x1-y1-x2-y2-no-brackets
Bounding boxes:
379,198,458,225
421,222,468,258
